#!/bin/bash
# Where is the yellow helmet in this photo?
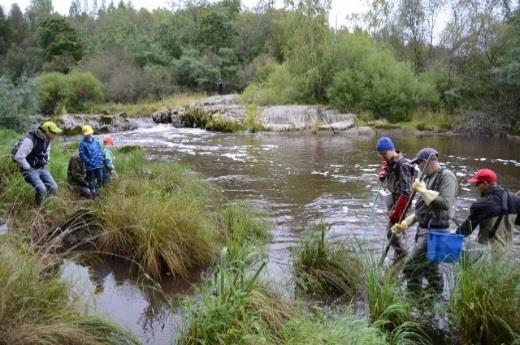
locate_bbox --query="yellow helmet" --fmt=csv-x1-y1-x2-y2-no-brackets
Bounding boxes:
41,121,62,134
82,125,94,136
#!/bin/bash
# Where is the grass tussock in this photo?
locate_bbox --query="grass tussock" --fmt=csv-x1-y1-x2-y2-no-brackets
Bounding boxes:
89,93,205,117
281,312,387,345
180,258,292,345
364,258,431,345
448,254,520,344
293,222,364,301
184,106,245,132
0,238,139,345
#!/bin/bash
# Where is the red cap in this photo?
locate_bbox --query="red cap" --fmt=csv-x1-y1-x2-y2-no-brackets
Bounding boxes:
468,168,497,184
103,135,113,145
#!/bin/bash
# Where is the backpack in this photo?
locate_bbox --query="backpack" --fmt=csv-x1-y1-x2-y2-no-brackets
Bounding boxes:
11,133,35,163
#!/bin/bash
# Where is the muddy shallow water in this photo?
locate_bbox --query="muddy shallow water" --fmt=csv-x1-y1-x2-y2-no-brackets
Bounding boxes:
62,126,520,344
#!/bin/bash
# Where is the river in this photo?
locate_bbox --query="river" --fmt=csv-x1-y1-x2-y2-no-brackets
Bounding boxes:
62,125,520,345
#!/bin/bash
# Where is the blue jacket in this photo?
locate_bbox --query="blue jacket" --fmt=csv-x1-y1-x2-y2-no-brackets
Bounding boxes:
79,136,104,170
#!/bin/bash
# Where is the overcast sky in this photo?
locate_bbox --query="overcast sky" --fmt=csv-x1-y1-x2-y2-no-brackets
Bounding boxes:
0,0,368,28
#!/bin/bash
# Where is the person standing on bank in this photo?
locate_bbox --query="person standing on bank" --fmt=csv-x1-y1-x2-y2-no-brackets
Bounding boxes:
457,168,520,257
79,125,104,199
12,121,62,206
217,78,224,95
376,137,414,266
391,148,458,293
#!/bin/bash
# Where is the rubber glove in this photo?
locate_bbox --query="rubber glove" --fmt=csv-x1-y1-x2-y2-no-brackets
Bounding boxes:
412,180,439,206
391,214,416,234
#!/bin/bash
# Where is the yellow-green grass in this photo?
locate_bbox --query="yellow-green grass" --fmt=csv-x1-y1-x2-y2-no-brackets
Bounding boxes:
448,254,520,344
0,237,140,345
293,222,364,301
90,93,205,117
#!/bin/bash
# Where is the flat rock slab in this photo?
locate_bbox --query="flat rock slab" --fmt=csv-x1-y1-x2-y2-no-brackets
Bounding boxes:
259,105,356,131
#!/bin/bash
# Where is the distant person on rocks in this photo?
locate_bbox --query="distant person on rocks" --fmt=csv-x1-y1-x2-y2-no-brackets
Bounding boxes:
67,154,91,198
79,125,104,199
12,121,62,206
457,168,520,257
102,135,117,182
217,78,224,95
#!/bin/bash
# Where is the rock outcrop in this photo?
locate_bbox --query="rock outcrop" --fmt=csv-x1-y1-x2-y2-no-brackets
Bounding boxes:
56,113,137,135
151,94,358,133
259,106,356,132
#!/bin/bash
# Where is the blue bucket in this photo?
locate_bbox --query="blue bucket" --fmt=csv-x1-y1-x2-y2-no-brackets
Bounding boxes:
427,231,464,263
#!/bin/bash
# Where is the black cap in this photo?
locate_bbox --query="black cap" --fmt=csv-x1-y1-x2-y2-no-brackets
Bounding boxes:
411,147,439,164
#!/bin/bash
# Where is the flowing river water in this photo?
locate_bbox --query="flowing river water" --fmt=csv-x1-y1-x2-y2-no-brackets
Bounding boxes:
61,124,520,345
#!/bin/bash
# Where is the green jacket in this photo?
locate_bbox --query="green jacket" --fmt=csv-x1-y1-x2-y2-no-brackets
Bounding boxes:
67,154,88,187
415,168,458,229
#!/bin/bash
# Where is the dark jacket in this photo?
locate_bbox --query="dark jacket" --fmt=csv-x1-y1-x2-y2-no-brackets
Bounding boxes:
415,168,458,229
384,154,413,205
458,186,520,252
79,136,104,171
13,129,50,170
67,155,88,187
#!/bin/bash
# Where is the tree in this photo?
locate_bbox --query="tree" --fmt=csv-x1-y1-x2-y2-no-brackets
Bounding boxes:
27,0,53,26
198,8,234,52
398,0,426,71
7,4,29,45
0,6,10,56
39,15,82,72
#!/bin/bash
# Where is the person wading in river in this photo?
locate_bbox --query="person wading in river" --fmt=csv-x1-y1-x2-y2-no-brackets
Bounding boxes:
391,148,457,294
457,168,520,257
376,137,414,268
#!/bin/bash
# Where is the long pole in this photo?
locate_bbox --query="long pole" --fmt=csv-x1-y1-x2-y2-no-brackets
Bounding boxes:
379,152,436,266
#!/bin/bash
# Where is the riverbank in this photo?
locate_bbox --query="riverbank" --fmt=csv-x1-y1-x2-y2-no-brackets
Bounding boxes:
34,92,514,138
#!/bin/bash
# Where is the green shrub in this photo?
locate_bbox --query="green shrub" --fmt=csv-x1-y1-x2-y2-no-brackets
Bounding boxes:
0,76,38,131
243,103,264,132
327,49,423,122
38,71,104,115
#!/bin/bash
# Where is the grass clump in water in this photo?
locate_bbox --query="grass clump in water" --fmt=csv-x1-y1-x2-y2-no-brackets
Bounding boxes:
364,258,430,345
281,311,387,345
179,258,292,345
448,254,520,344
0,237,139,345
293,222,364,301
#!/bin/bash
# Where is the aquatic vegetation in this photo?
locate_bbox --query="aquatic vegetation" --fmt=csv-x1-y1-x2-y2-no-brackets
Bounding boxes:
218,202,270,262
282,312,387,345
293,222,364,301
448,254,520,344
0,238,140,345
183,105,245,132
179,258,291,345
364,257,430,345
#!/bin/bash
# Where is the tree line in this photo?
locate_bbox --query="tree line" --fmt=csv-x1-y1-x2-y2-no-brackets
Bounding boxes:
0,0,518,135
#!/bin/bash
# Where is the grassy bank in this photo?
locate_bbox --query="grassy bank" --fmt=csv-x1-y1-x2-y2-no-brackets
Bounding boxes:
0,236,139,345
0,128,269,282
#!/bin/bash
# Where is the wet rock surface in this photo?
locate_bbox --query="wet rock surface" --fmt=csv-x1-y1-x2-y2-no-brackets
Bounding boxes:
152,94,358,132
56,113,138,135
